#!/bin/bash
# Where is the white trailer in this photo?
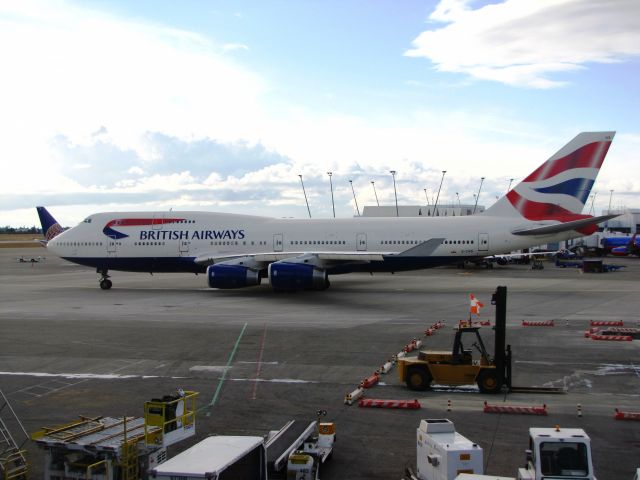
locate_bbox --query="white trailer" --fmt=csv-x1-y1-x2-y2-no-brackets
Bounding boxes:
150,436,267,480
416,419,483,480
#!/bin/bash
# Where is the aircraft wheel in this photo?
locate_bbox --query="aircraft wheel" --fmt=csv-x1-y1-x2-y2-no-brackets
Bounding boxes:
477,370,500,393
100,279,113,290
405,366,432,391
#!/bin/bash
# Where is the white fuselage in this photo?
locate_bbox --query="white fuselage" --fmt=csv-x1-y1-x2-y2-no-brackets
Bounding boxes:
47,211,573,275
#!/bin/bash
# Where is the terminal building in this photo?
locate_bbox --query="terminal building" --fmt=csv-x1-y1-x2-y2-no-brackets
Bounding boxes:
601,208,640,234
362,204,485,217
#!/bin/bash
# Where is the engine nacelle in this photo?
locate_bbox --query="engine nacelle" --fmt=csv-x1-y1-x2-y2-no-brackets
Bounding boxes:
207,264,261,289
268,262,329,291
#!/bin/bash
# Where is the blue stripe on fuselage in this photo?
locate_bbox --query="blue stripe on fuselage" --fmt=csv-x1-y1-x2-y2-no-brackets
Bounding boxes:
62,257,205,273
63,255,478,275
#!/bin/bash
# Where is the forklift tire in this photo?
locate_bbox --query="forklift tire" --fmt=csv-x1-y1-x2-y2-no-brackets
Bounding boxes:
405,366,432,391
477,370,500,394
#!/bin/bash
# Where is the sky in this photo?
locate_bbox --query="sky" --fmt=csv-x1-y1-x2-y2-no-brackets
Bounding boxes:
1,0,639,227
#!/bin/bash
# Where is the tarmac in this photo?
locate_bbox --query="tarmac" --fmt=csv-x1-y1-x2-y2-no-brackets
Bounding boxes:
0,248,639,479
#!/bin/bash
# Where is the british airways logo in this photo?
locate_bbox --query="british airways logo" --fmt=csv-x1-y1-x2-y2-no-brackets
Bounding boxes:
103,218,245,241
140,229,245,241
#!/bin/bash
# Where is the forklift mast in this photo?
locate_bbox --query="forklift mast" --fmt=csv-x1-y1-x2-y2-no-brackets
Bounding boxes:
492,286,511,390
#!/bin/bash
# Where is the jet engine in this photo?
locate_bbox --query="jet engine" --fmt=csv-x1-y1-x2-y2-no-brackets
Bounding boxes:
207,264,261,289
268,262,329,291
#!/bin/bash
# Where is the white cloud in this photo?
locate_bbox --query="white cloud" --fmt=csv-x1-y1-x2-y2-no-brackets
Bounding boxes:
222,43,249,53
406,0,640,88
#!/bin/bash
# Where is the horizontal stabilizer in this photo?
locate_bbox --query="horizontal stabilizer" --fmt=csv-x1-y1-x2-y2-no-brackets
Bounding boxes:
511,214,618,236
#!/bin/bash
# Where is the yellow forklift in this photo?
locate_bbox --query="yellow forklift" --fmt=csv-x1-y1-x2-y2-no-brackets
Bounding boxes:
397,286,512,393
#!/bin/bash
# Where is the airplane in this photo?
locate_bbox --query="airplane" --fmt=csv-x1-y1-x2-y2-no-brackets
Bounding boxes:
41,131,618,291
610,233,640,256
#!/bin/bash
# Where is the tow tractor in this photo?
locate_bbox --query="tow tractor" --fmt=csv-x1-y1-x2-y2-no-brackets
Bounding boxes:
454,426,596,480
397,286,511,393
516,426,595,480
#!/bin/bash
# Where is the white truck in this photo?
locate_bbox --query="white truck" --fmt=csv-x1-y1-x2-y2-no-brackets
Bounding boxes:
452,425,596,480
517,427,595,480
150,435,268,480
149,418,335,480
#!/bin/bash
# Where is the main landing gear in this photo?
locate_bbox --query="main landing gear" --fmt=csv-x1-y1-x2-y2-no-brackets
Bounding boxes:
98,269,112,290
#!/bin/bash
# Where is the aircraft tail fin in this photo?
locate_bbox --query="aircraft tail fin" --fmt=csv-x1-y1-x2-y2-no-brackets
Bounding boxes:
36,207,63,241
485,132,615,223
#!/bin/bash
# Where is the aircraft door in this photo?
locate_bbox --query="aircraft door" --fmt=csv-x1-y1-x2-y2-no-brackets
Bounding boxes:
179,239,190,256
356,233,367,251
152,212,164,230
273,234,283,252
478,233,489,252
106,237,118,257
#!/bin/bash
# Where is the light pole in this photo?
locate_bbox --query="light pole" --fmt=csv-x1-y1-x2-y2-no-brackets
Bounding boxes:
371,181,380,206
349,180,360,216
608,189,614,212
433,170,446,216
589,192,597,215
456,192,461,207
299,174,311,218
473,177,485,214
327,172,335,218
390,170,398,217
507,178,514,193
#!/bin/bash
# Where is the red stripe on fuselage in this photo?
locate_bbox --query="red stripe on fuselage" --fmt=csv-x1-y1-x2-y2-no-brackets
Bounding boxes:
106,218,185,228
523,141,610,182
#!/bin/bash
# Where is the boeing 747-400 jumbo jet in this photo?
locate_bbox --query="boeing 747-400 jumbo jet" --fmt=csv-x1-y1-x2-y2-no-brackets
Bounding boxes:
42,131,617,290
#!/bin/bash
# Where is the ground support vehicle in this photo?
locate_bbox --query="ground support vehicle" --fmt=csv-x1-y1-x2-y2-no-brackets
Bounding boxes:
517,426,595,480
150,417,335,480
397,287,511,393
410,419,483,480
32,390,198,480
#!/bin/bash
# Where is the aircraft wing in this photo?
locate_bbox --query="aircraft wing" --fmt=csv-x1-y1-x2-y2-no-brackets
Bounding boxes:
511,214,619,236
193,251,388,266
193,238,446,267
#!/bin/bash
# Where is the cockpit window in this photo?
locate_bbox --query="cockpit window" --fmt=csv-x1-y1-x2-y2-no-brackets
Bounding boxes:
82,218,92,224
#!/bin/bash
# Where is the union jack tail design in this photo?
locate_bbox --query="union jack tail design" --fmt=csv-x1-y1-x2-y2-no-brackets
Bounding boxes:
36,206,64,241
485,132,615,235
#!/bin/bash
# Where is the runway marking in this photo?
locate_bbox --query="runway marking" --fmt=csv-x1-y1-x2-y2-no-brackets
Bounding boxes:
190,366,230,373
231,378,317,384
250,324,268,400
205,322,248,416
0,371,154,380
5,359,149,398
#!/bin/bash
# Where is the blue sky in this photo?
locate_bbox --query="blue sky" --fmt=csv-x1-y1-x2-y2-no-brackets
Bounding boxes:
1,0,639,227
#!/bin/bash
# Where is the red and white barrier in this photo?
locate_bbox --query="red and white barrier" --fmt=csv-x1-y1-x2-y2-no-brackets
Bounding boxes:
344,387,364,405
590,334,632,341
522,320,555,327
614,408,640,421
358,398,421,409
590,320,624,326
379,360,394,374
360,373,380,389
424,328,434,336
483,401,547,415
